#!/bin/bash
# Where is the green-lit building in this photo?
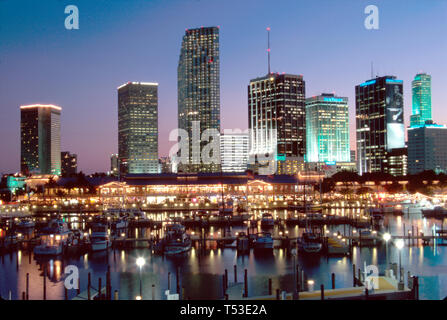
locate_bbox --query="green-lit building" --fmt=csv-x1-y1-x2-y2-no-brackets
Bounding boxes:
410,73,431,127
178,26,221,173
20,104,61,175
118,82,159,175
305,93,350,163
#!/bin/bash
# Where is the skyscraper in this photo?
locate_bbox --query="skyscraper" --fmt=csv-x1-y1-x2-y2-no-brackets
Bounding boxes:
20,104,61,175
410,73,432,127
61,151,77,176
118,82,159,175
220,133,249,172
408,121,447,174
178,26,221,173
305,93,350,163
248,73,306,172
110,154,119,176
355,76,405,175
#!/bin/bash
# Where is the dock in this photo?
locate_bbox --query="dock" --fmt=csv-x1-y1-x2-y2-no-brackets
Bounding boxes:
226,276,417,300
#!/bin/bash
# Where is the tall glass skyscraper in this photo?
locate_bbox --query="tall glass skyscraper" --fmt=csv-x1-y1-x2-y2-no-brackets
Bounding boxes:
305,93,350,163
248,73,306,168
20,104,61,175
355,76,405,175
410,73,432,127
118,82,159,175
178,26,221,173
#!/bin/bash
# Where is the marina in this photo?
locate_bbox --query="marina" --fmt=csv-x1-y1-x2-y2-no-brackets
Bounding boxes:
1,201,447,300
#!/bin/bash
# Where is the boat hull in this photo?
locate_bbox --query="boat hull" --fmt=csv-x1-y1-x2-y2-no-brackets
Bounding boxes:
164,245,191,255
90,241,109,251
34,245,63,256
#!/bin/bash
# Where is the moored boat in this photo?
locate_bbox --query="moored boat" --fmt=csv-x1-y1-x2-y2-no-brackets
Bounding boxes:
90,223,110,251
34,219,72,256
422,206,447,219
160,224,192,256
16,218,35,229
253,232,274,250
260,213,275,229
298,228,323,253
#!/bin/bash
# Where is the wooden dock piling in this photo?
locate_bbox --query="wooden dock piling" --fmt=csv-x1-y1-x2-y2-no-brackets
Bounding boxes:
98,277,102,299
331,273,335,289
176,267,180,294
243,269,248,298
25,272,29,300
234,265,237,283
87,272,91,300
168,272,171,291
268,278,272,295
43,268,47,300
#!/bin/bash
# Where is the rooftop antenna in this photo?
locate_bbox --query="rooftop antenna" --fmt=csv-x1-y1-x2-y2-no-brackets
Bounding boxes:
267,27,271,74
371,61,374,79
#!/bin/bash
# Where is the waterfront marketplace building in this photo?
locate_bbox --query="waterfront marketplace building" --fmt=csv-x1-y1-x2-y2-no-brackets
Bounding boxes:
99,173,303,206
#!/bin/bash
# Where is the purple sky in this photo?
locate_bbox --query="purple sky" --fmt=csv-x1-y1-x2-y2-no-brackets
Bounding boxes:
0,0,446,174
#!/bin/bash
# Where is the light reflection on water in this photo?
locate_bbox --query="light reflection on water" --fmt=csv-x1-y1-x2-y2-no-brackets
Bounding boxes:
0,209,447,300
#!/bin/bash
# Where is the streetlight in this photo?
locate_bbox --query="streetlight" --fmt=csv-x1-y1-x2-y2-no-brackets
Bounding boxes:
383,232,391,264
395,239,404,289
136,257,146,299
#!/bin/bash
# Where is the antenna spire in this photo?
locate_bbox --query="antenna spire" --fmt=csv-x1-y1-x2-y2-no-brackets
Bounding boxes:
371,61,374,79
267,27,271,74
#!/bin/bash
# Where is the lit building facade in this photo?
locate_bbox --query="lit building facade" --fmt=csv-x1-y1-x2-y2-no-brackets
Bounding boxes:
410,73,431,127
305,93,350,163
178,26,221,173
408,122,447,174
386,147,407,176
61,151,77,176
350,150,356,163
355,76,405,175
118,82,159,175
248,73,306,173
20,104,61,175
276,156,305,175
220,133,249,172
110,154,119,176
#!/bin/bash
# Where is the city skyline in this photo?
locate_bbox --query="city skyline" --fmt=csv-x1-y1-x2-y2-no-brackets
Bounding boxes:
1,0,446,173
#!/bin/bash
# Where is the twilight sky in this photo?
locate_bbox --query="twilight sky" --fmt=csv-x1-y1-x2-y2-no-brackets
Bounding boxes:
0,0,446,174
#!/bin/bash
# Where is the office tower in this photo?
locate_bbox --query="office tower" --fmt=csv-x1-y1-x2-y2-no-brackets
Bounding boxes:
408,121,447,174
248,73,306,172
220,133,249,172
110,154,119,176
355,76,405,175
387,148,407,176
118,82,159,175
159,157,172,173
178,26,221,173
410,73,431,127
350,150,356,163
20,104,61,175
61,151,77,176
305,93,350,163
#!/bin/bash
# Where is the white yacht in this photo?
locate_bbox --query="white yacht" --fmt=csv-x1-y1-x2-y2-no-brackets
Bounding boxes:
90,223,110,251
34,219,72,256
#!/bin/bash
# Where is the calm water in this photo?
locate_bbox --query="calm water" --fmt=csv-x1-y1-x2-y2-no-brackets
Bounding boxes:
1,210,447,300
